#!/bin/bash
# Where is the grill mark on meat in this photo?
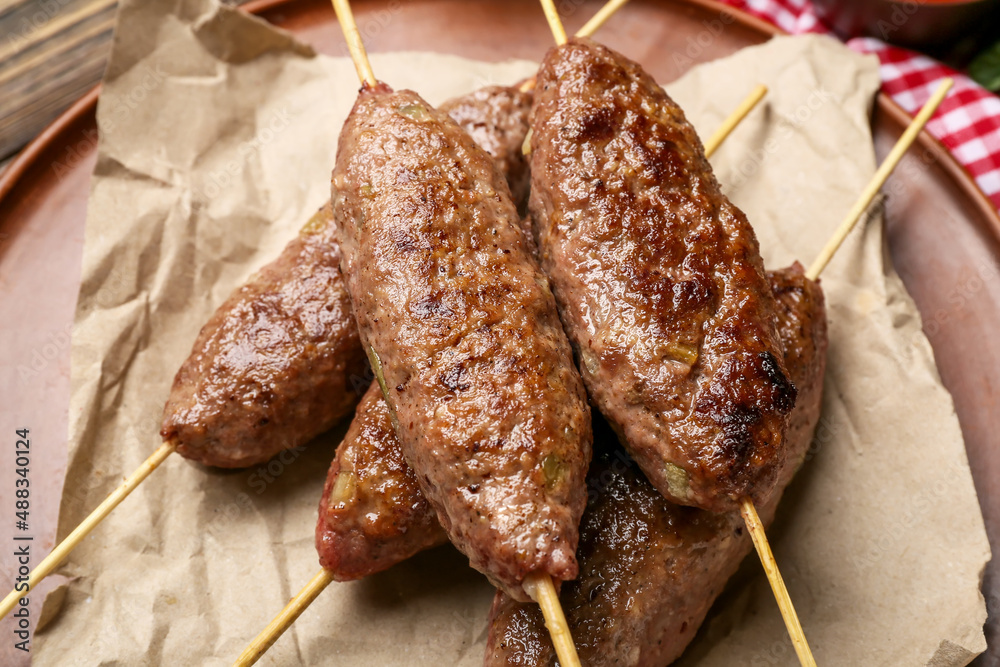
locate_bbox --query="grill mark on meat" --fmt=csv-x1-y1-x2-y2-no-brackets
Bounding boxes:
571,107,617,143
761,350,797,413
439,362,471,393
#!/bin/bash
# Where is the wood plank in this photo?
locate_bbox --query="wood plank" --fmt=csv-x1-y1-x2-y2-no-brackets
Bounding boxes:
0,0,248,161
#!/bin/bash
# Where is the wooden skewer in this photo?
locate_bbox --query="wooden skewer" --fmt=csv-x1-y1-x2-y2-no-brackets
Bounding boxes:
699,82,818,667
233,568,336,667
0,441,175,619
736,78,954,667
524,572,581,667
519,0,633,95
332,0,376,87
523,575,578,665
704,84,768,157
539,0,568,45
705,84,813,667
577,0,632,37
741,497,816,667
739,493,815,666
807,78,953,281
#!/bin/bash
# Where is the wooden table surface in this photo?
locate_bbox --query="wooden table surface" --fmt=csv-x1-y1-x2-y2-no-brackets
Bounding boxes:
0,0,249,164
0,0,116,160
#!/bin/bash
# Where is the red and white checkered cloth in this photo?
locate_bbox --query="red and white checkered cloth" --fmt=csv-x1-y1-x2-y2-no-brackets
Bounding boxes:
721,0,1000,210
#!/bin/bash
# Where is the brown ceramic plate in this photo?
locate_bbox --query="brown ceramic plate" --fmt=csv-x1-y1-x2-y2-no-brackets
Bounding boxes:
1,0,998,663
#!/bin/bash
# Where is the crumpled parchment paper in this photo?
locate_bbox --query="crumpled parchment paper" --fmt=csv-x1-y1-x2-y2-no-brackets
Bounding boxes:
34,0,990,664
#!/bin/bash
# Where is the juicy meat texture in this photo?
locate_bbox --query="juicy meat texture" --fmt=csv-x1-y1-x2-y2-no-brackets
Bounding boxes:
765,265,828,495
440,85,533,213
485,264,828,666
316,383,447,580
160,86,534,469
332,83,592,601
160,203,368,468
529,37,794,512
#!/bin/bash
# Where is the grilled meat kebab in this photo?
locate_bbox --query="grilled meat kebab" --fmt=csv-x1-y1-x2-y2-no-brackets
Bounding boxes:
160,201,366,468
331,83,592,601
160,85,533,468
317,382,447,580
527,37,795,512
485,263,827,666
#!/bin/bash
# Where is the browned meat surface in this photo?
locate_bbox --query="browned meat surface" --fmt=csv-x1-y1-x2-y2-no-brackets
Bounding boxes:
763,264,827,501
160,202,368,468
332,83,592,601
160,86,534,469
441,85,533,213
485,264,828,666
316,383,447,580
529,38,794,512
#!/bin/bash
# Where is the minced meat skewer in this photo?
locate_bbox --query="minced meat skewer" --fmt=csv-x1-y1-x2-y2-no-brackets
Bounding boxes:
311,263,823,653
528,37,796,513
331,82,592,602
316,382,447,580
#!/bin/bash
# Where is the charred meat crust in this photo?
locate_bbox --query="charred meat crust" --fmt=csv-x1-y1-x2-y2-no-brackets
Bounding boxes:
484,264,828,666
528,38,794,512
332,85,591,601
